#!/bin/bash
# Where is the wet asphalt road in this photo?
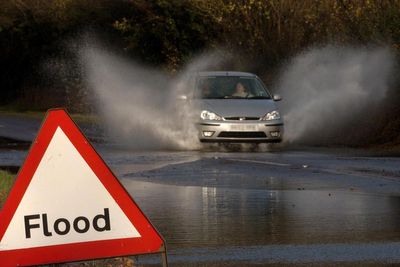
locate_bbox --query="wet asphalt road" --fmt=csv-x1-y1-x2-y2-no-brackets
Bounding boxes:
1,113,400,266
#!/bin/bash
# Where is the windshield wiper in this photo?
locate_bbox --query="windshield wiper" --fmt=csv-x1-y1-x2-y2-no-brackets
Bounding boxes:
223,96,245,99
247,96,271,99
202,96,225,99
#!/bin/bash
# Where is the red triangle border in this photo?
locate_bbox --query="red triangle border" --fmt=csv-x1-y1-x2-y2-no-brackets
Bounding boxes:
0,109,164,266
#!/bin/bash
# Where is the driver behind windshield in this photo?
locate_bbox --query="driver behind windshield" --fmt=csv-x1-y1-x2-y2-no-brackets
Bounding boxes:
232,82,252,98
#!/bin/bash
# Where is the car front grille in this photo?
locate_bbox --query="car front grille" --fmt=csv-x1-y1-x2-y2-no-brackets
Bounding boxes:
218,132,267,138
224,117,260,121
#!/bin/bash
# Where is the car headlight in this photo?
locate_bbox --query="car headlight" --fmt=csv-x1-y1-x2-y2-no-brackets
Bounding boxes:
200,110,222,121
261,110,281,120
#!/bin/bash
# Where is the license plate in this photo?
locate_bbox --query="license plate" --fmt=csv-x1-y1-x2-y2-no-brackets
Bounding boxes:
230,124,257,131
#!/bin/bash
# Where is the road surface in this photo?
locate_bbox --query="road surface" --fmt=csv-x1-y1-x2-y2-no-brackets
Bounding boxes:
1,112,400,266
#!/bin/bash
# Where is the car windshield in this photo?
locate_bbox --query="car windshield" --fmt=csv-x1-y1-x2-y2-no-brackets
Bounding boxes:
195,76,272,99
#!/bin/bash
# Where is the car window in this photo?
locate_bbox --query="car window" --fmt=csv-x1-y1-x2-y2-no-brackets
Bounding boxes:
195,76,272,99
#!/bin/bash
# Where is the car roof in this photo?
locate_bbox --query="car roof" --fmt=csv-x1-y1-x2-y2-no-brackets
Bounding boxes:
196,71,257,77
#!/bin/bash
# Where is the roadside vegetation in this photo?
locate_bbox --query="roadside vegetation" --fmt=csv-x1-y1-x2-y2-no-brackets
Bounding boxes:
0,0,399,147
1,0,400,109
0,170,15,208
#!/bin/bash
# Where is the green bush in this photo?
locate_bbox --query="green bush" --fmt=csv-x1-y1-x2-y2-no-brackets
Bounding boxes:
1,0,400,109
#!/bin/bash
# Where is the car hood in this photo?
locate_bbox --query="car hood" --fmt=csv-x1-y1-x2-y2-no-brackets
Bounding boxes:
196,99,278,118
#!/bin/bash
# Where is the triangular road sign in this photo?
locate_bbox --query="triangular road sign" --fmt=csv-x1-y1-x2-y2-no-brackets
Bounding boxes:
0,109,164,266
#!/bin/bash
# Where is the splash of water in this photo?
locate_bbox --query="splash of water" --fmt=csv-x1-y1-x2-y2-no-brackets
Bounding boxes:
277,46,395,144
80,44,226,150
80,42,394,149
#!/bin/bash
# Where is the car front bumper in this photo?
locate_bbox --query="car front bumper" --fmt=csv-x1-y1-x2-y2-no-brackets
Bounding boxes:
197,120,284,143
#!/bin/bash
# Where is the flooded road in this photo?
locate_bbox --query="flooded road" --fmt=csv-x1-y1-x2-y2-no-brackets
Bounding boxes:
126,180,400,246
108,149,400,266
1,145,400,265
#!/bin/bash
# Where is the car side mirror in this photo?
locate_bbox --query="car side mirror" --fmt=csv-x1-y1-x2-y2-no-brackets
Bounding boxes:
177,94,188,101
273,94,282,101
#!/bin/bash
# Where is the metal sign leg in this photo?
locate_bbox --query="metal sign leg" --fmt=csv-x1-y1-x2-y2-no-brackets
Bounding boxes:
161,251,169,267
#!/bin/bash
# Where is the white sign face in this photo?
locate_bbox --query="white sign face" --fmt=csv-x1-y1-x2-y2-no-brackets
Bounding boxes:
0,127,140,251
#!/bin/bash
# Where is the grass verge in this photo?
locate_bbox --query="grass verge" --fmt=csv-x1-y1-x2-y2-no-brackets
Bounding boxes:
0,170,15,208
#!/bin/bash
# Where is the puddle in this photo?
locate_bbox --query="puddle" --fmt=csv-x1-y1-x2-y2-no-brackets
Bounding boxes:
123,180,400,248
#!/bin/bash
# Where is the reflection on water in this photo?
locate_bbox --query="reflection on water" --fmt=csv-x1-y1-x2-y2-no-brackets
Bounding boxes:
123,180,400,249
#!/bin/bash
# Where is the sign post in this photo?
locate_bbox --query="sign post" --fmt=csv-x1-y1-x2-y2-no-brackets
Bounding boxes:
0,109,167,266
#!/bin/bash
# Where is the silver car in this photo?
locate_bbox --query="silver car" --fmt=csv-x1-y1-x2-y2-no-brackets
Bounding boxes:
190,71,284,143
